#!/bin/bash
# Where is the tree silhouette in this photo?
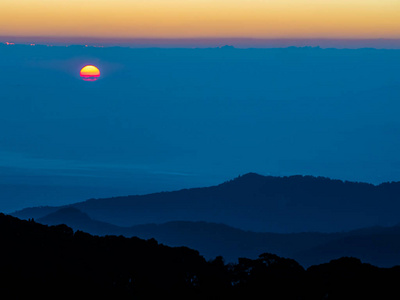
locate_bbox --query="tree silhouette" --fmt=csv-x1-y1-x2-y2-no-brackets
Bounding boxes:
1,213,400,299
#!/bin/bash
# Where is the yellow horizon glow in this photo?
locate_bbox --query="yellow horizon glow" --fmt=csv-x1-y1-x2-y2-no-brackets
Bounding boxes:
1,0,399,39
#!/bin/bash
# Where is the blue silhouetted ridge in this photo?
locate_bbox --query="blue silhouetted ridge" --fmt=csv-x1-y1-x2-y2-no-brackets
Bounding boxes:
12,173,400,233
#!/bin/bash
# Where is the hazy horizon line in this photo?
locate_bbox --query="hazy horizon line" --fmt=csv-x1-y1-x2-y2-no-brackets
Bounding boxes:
2,36,400,49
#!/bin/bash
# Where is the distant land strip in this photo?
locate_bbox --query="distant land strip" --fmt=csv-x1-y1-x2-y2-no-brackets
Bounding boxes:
1,37,400,49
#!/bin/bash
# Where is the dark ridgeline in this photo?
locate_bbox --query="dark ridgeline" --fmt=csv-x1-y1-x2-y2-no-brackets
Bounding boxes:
0,213,212,299
13,173,400,232
11,173,400,269
0,212,399,299
33,206,400,268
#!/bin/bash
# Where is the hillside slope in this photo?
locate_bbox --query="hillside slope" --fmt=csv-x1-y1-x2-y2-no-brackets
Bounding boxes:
1,212,400,299
13,173,400,233
36,206,400,267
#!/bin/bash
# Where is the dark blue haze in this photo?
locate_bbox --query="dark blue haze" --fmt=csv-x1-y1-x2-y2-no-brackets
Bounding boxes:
0,44,399,212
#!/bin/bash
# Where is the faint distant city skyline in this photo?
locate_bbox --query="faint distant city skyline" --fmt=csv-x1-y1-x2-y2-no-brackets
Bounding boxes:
2,37,400,49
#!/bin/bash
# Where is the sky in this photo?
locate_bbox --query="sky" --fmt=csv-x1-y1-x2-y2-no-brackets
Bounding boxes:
1,0,400,39
1,44,400,213
1,1,400,213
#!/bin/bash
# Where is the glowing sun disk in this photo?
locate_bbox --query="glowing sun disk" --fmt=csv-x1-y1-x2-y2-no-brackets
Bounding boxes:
80,65,100,81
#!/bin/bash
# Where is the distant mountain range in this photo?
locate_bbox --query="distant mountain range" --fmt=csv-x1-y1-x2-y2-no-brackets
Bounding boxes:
12,173,400,233
9,173,400,267
31,206,400,268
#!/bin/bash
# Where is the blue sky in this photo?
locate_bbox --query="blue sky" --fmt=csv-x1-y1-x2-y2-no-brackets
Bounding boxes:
1,44,400,212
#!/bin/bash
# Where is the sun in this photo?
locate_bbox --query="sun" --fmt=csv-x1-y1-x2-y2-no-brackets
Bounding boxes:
80,65,100,81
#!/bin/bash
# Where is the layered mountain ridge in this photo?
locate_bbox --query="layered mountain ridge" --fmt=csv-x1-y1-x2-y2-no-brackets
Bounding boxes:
30,205,400,267
13,173,400,233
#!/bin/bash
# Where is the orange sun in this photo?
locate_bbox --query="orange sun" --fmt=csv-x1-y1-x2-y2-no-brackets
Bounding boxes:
80,65,100,81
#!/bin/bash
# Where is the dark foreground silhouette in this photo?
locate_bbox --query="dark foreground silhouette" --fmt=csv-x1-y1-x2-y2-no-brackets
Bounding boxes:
1,213,400,299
